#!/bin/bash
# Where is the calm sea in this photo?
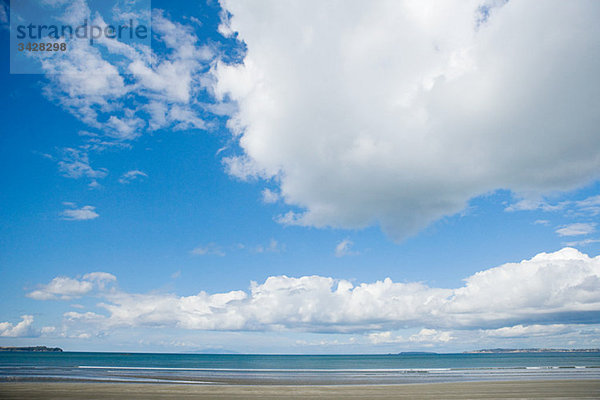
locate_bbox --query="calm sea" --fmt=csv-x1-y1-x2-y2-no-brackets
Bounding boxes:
0,352,599,385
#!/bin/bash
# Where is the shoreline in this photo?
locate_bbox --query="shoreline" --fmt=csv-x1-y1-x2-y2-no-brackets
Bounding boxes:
1,380,599,399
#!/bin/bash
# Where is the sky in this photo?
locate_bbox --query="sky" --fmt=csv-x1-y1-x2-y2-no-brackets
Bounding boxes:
0,0,599,354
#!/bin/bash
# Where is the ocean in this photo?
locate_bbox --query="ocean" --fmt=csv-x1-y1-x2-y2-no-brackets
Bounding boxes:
0,352,598,385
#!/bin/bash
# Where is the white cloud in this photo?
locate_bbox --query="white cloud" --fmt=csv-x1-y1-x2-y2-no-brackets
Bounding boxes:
366,329,453,345
214,0,600,240
30,248,600,334
58,148,108,180
368,331,399,344
409,328,453,343
508,194,600,218
40,6,214,161
119,170,148,184
505,199,568,213
575,195,600,217
555,223,596,237
191,243,226,256
261,188,280,204
254,239,283,253
481,324,572,338
82,272,117,288
27,272,115,300
64,311,107,323
334,238,357,257
27,277,93,300
191,240,284,256
41,326,57,335
564,238,600,247
61,204,99,221
0,315,37,337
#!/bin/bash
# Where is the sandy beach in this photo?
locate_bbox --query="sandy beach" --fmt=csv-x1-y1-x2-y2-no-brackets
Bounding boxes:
0,380,599,399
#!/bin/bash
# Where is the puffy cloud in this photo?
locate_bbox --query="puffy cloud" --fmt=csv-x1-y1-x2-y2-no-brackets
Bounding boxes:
40,4,216,170
409,328,453,343
368,331,398,344
61,204,99,221
27,272,115,300
31,248,600,334
555,223,596,237
444,248,600,327
214,0,600,240
118,170,148,184
0,315,37,337
82,272,117,289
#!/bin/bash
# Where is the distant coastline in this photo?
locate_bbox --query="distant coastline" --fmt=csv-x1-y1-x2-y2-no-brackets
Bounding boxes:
0,346,62,352
464,348,600,354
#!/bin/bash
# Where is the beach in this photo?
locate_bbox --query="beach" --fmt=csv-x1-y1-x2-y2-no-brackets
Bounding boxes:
1,380,599,399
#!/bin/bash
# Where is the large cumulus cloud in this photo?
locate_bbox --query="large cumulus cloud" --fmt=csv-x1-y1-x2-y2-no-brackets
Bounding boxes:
213,0,600,239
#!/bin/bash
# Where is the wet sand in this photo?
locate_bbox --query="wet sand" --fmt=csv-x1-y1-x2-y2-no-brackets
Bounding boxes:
0,380,599,399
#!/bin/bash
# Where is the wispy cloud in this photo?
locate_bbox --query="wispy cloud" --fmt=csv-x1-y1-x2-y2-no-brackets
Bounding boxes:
563,238,600,247
505,198,568,212
555,222,596,237
575,195,600,216
119,170,148,184
508,194,600,218
191,243,225,256
60,204,99,221
193,239,285,256
334,238,358,257
254,239,283,253
368,329,453,345
58,148,108,180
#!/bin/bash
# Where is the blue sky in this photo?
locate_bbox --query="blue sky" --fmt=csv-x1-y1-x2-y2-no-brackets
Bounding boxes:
1,0,599,353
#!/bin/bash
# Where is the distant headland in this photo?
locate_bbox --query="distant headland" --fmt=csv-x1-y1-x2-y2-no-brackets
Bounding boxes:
0,346,63,352
464,348,599,354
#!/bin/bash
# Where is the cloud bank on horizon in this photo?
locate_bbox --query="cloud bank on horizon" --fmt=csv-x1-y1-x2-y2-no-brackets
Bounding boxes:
214,0,600,240
12,248,599,344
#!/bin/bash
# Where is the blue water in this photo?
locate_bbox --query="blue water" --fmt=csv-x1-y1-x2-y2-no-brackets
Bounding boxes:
1,352,599,385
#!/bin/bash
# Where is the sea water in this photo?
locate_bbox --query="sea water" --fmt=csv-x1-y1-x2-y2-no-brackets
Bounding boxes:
1,352,599,385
